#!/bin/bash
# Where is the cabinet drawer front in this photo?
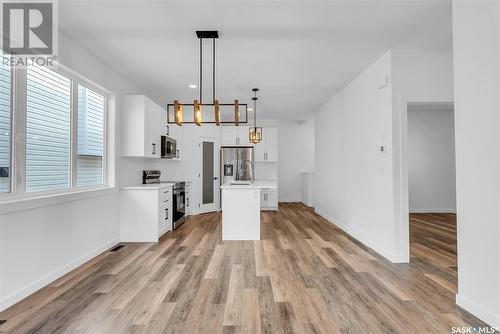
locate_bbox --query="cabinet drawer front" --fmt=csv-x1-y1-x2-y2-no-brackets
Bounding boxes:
159,203,170,223
159,188,172,202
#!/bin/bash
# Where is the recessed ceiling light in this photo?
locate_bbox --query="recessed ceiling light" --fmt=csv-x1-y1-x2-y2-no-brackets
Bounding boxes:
189,84,197,89
248,108,253,111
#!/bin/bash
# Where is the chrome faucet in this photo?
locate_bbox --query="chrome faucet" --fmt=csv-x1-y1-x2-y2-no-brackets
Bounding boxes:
240,159,254,181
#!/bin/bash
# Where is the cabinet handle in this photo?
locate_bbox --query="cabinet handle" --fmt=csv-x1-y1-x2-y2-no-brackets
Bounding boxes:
236,137,239,145
187,198,189,206
176,149,179,158
152,143,156,155
264,193,268,201
264,152,267,160
165,208,168,220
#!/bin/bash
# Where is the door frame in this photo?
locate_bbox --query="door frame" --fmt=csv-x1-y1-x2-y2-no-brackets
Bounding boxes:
397,98,455,263
198,136,220,213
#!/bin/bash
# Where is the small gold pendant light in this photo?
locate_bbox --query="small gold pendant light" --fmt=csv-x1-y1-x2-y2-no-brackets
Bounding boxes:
249,88,262,144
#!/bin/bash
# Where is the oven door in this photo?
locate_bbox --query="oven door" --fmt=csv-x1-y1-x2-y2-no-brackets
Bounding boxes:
172,187,186,227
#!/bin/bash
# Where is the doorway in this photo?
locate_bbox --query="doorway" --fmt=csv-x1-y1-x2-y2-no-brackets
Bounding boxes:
199,137,220,213
405,102,458,290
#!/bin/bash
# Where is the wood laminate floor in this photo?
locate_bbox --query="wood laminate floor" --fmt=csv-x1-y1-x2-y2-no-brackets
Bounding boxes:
0,204,491,333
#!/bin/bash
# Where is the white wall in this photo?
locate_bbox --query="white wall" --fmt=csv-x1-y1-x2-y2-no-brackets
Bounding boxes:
0,32,138,310
299,118,315,206
407,108,456,213
277,121,303,202
390,49,455,260
314,51,397,261
253,119,315,202
312,49,454,263
452,0,500,327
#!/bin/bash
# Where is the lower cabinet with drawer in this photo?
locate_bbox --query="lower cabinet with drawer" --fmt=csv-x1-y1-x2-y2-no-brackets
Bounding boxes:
261,189,278,211
121,184,173,242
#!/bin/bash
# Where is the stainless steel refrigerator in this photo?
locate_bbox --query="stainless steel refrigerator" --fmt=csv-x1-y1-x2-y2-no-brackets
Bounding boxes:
220,146,254,185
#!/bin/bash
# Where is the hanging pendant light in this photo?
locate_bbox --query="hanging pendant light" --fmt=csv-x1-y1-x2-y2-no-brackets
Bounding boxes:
167,31,249,125
214,100,220,126
249,88,262,144
234,100,240,126
174,100,183,126
194,100,202,126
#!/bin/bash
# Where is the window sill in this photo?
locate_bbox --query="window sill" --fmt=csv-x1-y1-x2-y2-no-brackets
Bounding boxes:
0,187,117,215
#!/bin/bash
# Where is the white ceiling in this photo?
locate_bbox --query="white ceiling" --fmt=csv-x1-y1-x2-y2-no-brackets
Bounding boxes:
59,0,453,120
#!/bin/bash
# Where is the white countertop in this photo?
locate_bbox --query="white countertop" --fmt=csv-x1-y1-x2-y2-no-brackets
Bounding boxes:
220,180,277,190
121,183,175,190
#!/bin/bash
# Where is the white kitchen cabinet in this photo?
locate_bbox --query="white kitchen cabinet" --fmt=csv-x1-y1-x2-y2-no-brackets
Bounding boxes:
121,184,173,242
264,128,278,161
121,95,164,158
221,126,253,146
254,138,266,161
254,127,278,162
261,189,278,211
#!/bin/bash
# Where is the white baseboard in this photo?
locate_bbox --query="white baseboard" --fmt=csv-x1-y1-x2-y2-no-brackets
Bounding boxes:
0,238,120,311
314,208,408,263
456,293,500,328
301,201,313,207
278,199,301,203
409,208,457,214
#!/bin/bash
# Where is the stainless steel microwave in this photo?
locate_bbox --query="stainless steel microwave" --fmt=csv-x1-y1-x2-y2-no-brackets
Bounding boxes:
161,136,177,158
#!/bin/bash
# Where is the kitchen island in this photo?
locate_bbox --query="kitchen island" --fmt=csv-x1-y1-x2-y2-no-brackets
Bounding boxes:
220,181,277,240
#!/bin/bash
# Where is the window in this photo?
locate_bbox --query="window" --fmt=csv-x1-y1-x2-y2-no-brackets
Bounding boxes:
26,66,71,192
0,50,12,193
77,85,105,187
0,62,110,200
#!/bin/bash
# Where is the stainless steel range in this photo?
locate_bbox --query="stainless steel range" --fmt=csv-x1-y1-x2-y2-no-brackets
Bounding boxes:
143,170,186,229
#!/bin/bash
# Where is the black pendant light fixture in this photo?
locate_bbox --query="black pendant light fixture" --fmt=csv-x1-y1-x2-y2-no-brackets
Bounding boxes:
249,88,263,144
167,31,249,125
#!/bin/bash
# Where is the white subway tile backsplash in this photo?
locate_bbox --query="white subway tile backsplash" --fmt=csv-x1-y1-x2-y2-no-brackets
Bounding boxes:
254,162,278,180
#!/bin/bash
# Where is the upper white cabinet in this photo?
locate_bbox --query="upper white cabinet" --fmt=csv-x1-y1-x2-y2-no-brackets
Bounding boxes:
255,127,278,162
221,126,253,146
121,95,164,158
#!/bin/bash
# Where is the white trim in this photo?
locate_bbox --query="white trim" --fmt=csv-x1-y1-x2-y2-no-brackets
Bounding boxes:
315,208,409,263
409,209,457,214
0,238,120,311
0,186,116,214
397,98,456,265
456,293,500,328
198,136,220,214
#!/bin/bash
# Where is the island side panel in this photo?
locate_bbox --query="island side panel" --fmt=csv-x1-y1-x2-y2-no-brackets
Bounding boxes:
221,188,261,240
